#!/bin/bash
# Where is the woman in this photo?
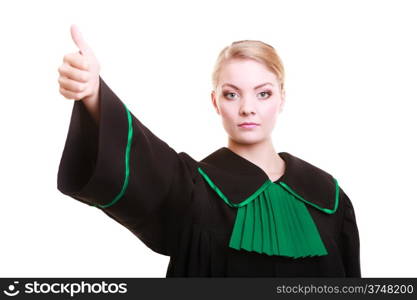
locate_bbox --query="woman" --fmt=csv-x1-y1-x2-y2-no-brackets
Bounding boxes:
57,25,361,277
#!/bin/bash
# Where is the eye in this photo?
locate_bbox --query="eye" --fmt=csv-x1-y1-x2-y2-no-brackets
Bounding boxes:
223,91,238,100
258,90,272,99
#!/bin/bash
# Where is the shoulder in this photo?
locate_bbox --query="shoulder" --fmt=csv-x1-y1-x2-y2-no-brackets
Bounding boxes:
281,152,335,182
175,151,200,182
279,152,344,214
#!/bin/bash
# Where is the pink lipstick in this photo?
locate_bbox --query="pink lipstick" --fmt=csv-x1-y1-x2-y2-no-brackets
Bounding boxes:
238,122,260,129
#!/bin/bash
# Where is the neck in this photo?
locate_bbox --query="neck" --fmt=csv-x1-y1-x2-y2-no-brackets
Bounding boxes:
227,138,285,177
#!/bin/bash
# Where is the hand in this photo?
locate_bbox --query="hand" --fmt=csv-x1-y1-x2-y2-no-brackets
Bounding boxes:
57,24,101,103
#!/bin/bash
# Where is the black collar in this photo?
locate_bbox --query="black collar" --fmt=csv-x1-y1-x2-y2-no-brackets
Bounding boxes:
197,147,339,212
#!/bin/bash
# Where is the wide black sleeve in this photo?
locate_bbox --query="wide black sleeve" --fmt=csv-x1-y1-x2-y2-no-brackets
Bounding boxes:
337,189,361,277
57,76,196,256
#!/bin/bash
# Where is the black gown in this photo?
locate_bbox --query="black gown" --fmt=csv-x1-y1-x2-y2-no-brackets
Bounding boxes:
57,76,361,277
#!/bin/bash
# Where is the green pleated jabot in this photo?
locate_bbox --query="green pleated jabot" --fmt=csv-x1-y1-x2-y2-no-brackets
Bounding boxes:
198,167,340,259
229,182,328,258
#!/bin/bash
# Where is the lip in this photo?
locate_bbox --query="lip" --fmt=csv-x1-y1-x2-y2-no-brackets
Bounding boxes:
238,122,260,128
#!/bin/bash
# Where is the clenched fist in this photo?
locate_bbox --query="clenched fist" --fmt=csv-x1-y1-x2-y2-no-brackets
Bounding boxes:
58,24,101,123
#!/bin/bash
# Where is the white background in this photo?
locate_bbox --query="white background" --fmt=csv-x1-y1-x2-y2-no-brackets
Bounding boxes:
0,0,416,277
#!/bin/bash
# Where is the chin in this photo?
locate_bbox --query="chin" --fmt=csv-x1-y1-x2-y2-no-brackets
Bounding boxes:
230,134,265,145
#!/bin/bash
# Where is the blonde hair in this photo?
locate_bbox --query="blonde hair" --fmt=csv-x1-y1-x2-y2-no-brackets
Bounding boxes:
212,40,285,95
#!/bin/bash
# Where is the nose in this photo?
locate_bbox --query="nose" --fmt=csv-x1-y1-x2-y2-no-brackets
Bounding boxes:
239,97,256,116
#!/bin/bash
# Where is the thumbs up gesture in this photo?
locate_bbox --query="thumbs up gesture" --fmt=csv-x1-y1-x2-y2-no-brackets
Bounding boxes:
58,25,101,106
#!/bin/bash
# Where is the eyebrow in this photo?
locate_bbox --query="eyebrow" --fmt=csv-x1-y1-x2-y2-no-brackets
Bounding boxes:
221,82,274,90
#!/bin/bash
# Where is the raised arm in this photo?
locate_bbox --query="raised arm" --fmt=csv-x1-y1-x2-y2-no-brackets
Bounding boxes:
56,25,197,256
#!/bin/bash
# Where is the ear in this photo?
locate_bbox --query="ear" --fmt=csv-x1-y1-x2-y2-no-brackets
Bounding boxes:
279,89,286,113
211,90,220,115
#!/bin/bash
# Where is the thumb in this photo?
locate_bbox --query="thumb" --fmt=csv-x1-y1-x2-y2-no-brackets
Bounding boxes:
70,24,90,55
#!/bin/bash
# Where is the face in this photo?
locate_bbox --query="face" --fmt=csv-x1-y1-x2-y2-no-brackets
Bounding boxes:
211,58,285,145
